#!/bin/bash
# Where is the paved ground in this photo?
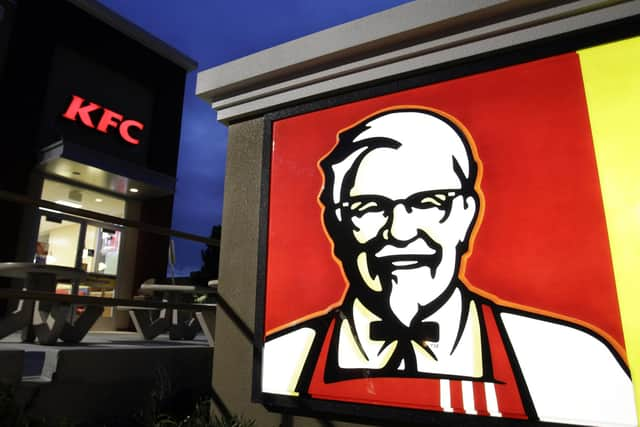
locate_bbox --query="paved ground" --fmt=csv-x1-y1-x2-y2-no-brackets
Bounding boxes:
1,331,211,376
1,330,209,348
0,331,214,423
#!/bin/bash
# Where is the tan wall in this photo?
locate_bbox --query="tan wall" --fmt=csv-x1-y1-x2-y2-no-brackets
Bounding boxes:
47,222,81,267
114,199,141,330
213,117,370,427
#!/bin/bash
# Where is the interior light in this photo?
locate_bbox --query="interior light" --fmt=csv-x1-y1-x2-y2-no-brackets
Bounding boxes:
95,198,103,202
39,207,63,214
68,189,83,202
54,200,83,209
129,188,139,193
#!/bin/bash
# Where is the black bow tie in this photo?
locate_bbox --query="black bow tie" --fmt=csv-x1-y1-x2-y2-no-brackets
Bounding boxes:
369,320,439,343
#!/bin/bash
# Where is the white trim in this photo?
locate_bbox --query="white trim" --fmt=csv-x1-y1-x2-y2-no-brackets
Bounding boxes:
462,380,478,415
484,382,502,417
196,0,504,100
196,0,640,124
440,379,453,412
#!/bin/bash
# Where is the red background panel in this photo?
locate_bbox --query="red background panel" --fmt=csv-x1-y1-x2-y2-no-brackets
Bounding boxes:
265,53,624,350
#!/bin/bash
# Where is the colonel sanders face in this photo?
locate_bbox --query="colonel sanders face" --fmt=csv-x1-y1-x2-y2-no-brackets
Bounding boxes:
320,110,480,326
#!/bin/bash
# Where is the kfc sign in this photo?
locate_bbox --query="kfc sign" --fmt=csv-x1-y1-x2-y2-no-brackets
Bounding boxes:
258,37,640,426
62,94,144,145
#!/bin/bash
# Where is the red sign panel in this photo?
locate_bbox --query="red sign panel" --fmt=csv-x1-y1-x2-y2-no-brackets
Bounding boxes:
260,50,637,426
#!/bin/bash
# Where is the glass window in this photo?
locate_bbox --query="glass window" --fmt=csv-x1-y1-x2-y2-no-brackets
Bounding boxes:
40,179,125,218
82,225,121,275
35,215,80,268
35,179,124,322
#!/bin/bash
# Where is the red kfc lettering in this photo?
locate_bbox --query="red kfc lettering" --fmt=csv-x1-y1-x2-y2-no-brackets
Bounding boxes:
96,108,123,134
62,94,145,145
119,120,144,145
62,95,101,128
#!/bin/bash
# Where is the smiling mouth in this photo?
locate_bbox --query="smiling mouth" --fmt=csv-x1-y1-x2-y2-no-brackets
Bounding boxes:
376,255,438,270
372,240,441,273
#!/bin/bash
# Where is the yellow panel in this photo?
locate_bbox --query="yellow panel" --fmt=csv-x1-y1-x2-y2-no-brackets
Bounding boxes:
579,36,640,422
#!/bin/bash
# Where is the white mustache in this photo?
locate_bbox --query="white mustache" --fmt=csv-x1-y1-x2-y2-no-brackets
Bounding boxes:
375,240,437,258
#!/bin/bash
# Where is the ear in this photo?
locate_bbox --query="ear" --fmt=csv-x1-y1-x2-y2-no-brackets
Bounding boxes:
457,195,478,245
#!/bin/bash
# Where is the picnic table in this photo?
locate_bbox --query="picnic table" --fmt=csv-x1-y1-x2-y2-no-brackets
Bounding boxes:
118,280,217,346
0,262,103,345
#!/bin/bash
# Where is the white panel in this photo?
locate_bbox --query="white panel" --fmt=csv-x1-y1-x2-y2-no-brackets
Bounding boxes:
501,313,637,426
484,382,502,417
262,327,316,395
440,379,453,412
462,380,477,415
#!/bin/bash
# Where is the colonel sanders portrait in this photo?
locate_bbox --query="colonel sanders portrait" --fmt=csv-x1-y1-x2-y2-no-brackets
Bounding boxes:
262,108,637,426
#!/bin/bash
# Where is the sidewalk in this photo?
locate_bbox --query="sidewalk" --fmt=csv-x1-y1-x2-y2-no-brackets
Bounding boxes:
0,331,213,424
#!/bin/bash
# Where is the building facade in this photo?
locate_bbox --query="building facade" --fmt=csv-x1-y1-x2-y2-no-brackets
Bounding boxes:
0,0,196,330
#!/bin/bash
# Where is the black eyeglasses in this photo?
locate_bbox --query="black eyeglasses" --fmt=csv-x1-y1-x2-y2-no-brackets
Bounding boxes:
341,189,462,224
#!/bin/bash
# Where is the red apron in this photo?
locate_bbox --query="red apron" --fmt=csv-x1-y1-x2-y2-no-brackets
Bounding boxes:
307,304,528,419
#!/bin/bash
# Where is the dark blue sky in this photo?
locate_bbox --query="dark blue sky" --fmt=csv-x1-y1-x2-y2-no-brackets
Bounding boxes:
96,0,412,274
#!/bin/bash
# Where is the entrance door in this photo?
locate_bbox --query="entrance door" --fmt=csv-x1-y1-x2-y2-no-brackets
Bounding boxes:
35,211,122,285
35,179,127,323
34,212,83,268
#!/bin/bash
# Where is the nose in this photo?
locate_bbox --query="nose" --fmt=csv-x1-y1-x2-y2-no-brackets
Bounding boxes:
386,203,419,242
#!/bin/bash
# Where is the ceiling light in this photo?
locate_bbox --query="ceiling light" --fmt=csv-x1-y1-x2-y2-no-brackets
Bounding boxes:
129,188,139,193
54,200,83,209
39,207,62,214
95,198,103,203
68,189,83,202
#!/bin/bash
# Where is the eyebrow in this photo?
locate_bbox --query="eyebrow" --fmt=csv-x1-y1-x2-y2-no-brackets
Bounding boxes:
343,189,461,205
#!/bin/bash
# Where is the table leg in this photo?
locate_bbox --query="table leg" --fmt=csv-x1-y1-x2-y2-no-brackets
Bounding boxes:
33,301,70,345
20,296,37,343
0,298,33,340
195,310,216,346
169,309,199,340
60,305,104,343
21,322,36,343
128,309,170,340
23,272,58,343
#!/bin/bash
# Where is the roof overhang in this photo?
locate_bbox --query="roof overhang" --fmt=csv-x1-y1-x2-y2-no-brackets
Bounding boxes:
196,0,640,124
38,140,176,199
67,0,198,72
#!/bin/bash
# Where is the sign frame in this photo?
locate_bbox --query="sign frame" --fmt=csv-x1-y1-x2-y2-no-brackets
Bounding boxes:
252,17,640,427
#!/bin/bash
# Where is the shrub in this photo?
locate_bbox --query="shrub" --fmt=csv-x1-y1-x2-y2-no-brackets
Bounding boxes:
154,399,255,427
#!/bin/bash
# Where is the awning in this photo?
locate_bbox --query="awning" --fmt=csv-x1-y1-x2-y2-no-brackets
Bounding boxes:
38,140,176,199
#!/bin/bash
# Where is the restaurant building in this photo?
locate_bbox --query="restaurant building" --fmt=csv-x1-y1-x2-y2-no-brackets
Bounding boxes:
0,0,196,330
